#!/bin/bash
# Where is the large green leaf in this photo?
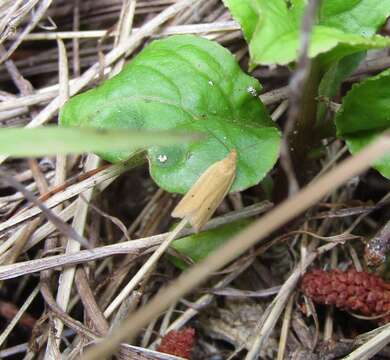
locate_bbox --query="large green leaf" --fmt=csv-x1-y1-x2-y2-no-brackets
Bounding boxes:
223,0,390,67
0,127,195,157
335,69,390,178
60,35,280,194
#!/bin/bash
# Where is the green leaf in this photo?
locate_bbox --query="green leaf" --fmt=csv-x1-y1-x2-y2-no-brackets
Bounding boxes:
346,131,390,179
170,220,251,270
319,0,390,36
223,0,390,67
317,52,365,123
0,126,195,157
61,35,280,194
251,24,388,67
335,69,390,178
222,0,258,41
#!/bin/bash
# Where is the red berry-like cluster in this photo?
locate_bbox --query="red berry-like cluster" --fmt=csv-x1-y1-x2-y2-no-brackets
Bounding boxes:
157,327,195,359
301,269,390,322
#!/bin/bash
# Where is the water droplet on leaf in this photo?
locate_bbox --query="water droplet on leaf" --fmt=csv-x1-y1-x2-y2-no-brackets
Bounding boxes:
247,86,258,97
157,154,168,163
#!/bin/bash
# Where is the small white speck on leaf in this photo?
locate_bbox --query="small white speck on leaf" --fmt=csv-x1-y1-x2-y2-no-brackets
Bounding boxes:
247,86,258,97
208,80,214,86
157,154,168,163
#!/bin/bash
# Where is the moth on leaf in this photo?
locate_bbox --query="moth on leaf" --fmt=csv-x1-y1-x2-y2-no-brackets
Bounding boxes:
172,150,237,232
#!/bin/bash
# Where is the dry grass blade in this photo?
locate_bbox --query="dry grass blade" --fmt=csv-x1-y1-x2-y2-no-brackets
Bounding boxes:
8,21,239,40
0,285,39,348
0,0,33,44
0,160,132,233
0,200,77,258
47,37,79,354
0,170,90,248
111,0,136,75
343,323,390,360
153,257,254,345
103,218,188,317
277,294,294,360
52,154,100,346
0,0,53,63
0,202,269,280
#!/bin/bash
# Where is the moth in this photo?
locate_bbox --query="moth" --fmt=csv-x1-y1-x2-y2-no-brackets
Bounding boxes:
172,149,237,232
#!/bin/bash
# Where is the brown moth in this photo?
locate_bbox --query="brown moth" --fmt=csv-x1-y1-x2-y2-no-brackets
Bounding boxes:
172,149,237,232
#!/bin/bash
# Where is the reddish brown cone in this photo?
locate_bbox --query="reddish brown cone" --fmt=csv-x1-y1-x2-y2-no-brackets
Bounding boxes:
157,327,195,359
301,269,390,322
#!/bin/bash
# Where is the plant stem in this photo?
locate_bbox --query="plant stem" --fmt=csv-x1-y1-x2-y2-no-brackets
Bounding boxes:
289,58,322,183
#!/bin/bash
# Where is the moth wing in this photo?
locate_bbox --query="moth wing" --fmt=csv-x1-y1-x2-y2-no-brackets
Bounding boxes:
171,161,221,218
189,170,236,231
172,150,237,232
